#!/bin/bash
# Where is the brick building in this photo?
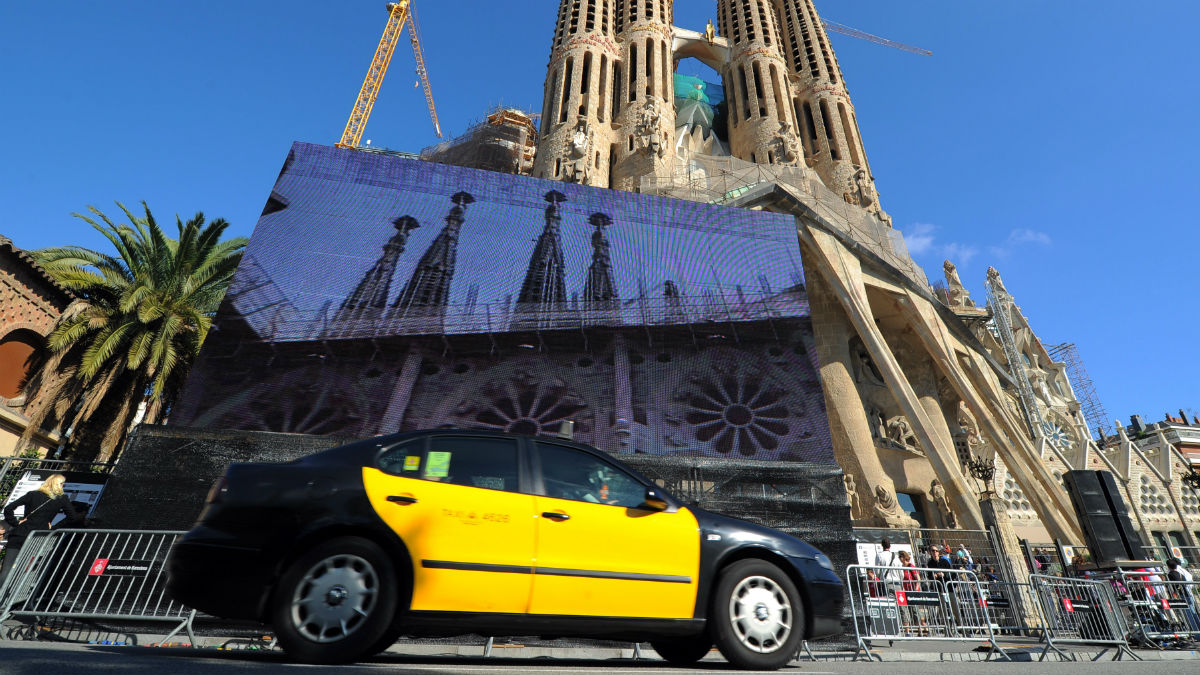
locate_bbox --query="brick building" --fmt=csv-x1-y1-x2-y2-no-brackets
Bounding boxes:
0,235,73,456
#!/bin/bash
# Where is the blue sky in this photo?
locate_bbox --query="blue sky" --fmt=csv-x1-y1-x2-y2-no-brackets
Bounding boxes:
2,1,1196,428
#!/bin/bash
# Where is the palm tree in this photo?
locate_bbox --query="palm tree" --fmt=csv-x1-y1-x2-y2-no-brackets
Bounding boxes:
18,202,247,461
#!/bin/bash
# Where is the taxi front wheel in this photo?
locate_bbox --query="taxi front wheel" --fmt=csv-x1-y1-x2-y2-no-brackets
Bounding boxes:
709,559,805,670
270,537,398,664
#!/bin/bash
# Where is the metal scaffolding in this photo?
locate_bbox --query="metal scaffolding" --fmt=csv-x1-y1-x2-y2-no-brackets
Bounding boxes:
985,276,1043,438
1047,342,1111,440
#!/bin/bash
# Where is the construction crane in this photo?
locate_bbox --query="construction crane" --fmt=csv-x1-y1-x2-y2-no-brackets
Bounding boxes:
823,19,932,56
337,0,441,150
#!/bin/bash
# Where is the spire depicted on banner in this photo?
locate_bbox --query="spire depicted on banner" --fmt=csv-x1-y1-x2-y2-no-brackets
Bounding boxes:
333,215,420,332
583,212,618,305
393,191,474,321
663,279,687,324
518,190,569,308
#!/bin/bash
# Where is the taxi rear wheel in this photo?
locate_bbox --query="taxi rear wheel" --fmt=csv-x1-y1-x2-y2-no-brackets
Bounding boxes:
709,559,805,670
651,634,713,665
270,537,398,664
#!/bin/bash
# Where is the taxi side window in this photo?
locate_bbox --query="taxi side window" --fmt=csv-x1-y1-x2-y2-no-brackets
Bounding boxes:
536,442,645,508
377,439,424,476
425,436,518,492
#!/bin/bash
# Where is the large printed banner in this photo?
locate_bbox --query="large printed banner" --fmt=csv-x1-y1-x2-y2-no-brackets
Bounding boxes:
173,143,834,463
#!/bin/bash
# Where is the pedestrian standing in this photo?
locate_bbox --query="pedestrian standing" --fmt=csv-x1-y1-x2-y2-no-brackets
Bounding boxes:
0,474,82,588
874,538,903,588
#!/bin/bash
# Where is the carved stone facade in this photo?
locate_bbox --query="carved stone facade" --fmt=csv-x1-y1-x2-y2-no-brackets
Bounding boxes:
533,0,886,226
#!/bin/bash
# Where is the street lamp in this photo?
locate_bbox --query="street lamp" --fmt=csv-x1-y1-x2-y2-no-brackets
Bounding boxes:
1182,466,1200,493
967,454,997,494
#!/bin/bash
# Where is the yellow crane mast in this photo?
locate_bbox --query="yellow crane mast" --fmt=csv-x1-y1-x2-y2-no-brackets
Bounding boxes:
337,0,441,149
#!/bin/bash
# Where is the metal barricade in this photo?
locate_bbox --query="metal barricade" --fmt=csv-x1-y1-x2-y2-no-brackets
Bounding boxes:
0,529,195,644
1029,574,1138,661
1118,578,1200,648
846,564,1010,662
950,580,1045,639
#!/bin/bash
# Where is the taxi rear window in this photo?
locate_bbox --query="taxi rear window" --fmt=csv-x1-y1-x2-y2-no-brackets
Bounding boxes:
378,440,423,476
377,436,519,492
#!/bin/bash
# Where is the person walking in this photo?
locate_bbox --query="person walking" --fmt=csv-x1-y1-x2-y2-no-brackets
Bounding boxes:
0,474,82,588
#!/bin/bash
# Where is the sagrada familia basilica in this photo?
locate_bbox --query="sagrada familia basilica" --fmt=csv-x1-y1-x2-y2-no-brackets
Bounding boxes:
527,0,1200,556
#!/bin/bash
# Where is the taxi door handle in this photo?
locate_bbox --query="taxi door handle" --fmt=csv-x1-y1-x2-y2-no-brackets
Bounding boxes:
388,495,419,505
541,511,570,521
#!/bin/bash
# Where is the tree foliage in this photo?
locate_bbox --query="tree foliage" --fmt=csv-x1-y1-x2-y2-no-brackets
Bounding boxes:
20,202,247,461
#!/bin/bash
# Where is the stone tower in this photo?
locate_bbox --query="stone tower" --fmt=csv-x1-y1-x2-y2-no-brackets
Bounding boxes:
532,1,883,218
608,0,675,192
717,0,801,166
533,1,675,192
774,0,881,214
533,1,621,188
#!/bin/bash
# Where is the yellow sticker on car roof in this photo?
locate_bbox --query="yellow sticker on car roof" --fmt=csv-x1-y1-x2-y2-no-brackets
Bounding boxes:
426,451,451,478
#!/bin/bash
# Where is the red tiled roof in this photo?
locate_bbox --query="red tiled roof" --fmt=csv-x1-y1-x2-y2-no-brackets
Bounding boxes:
0,235,75,302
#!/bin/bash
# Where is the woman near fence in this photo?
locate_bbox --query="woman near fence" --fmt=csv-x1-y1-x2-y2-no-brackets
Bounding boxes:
0,474,82,588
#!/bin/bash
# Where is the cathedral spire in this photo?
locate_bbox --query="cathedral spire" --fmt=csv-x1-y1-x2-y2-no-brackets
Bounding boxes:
517,190,569,315
394,191,474,318
334,216,420,328
583,212,618,304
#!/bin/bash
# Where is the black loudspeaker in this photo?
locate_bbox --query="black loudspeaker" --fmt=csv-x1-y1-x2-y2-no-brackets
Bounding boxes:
1063,470,1129,563
1097,470,1148,560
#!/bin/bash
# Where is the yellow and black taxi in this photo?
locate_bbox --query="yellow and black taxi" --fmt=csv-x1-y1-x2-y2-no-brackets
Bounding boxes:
166,429,843,669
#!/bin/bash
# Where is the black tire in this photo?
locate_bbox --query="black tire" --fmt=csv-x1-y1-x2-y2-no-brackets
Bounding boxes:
270,537,398,664
366,622,405,657
709,559,805,670
651,634,714,666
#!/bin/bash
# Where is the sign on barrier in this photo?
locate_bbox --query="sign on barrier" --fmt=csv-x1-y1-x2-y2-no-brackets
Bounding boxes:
1028,573,1139,661
0,529,195,645
845,564,1010,662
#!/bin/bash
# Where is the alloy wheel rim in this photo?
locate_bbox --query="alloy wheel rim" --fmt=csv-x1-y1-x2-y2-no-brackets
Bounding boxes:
728,574,792,653
290,553,378,643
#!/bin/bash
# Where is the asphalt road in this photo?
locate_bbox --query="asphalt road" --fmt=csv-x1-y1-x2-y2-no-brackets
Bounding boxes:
0,643,1197,675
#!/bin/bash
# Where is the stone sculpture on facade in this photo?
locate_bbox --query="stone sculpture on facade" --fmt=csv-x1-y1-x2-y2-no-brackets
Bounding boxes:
930,478,958,529
844,473,859,516
563,118,591,184
886,415,921,453
957,400,984,453
773,121,801,165
873,484,908,525
843,168,877,208
637,101,666,159
943,260,976,309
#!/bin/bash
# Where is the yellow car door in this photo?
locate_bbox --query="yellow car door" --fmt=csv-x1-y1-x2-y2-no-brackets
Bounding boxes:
528,441,700,618
363,435,536,614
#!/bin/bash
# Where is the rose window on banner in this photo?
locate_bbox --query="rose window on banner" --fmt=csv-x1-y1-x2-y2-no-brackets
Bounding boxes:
682,372,791,458
469,373,588,436
199,365,373,437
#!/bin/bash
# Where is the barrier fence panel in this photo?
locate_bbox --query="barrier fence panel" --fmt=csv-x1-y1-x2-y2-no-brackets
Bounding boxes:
846,564,1010,662
1118,579,1200,648
1029,574,1138,661
951,580,1045,639
0,529,195,645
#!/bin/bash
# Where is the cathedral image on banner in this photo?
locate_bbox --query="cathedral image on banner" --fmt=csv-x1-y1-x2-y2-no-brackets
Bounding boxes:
171,142,834,464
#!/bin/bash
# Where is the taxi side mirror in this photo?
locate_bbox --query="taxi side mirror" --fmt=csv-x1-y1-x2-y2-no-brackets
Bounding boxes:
643,488,669,511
